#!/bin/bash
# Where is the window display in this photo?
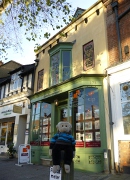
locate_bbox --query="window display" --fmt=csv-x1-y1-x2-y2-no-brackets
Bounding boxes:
69,87,101,148
31,102,51,146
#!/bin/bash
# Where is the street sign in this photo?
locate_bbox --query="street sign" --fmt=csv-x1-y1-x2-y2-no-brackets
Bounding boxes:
50,167,62,180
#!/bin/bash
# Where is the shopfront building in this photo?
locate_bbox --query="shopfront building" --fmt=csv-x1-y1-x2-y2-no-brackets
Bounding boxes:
107,61,130,172
29,75,108,172
29,1,110,172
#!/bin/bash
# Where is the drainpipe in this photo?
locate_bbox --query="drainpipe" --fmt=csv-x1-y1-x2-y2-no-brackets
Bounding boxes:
107,73,115,174
111,1,130,62
111,1,122,62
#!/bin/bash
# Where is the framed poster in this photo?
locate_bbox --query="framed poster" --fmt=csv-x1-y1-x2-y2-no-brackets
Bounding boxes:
85,121,92,130
95,120,100,129
95,132,100,141
85,111,92,120
76,113,80,121
76,133,84,141
85,132,93,141
76,123,84,131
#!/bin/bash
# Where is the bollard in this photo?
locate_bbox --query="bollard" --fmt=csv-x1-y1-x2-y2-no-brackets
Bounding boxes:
60,151,74,180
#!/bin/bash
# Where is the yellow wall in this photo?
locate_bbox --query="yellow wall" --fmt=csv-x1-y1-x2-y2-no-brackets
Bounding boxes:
34,1,108,93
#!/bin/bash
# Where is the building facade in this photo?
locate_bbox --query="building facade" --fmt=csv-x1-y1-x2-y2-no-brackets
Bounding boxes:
29,1,110,172
0,63,36,153
103,0,130,173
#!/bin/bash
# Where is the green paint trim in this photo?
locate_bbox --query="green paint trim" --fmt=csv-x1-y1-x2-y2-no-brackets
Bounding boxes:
29,75,105,103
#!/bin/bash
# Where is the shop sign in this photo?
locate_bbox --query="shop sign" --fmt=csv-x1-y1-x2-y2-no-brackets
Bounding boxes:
50,167,61,180
18,144,31,163
30,141,39,146
75,141,84,147
40,141,50,146
1,109,13,115
86,141,101,147
13,105,22,114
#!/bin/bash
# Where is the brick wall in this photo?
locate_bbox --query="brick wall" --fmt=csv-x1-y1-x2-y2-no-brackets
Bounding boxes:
103,0,130,66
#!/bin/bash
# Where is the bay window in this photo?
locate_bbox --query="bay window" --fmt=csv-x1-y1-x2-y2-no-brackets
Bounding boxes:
49,42,73,86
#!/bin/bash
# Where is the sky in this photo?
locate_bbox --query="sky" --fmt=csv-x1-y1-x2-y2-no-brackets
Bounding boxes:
3,0,98,65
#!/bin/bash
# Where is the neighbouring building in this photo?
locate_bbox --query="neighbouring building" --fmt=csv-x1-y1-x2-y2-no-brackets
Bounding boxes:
0,60,22,78
103,0,130,173
0,62,36,153
28,1,111,173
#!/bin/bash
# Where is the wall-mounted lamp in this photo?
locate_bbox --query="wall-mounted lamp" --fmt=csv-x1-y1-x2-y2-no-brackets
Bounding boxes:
54,99,58,106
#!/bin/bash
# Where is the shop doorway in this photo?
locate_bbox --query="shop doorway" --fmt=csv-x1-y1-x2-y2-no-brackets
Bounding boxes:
0,122,14,146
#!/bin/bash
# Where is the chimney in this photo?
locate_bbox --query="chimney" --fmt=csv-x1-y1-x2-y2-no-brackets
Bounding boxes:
0,61,3,66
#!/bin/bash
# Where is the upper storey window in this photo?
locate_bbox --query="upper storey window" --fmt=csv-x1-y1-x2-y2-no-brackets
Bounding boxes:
48,42,73,86
10,72,22,91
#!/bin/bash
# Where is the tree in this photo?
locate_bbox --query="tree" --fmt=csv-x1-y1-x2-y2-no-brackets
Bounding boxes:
0,0,74,59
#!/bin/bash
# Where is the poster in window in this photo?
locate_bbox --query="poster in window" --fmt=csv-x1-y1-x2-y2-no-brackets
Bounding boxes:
85,121,92,130
76,133,84,141
95,132,100,141
85,133,93,141
76,123,84,131
85,111,92,120
83,41,94,71
94,109,99,118
95,120,100,129
43,118,48,125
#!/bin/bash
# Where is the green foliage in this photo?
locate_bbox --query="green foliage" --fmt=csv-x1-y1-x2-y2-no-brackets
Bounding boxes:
7,143,17,155
0,0,74,59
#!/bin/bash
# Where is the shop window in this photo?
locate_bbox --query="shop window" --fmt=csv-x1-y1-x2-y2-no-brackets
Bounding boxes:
120,81,130,134
40,102,51,146
30,102,51,146
37,69,44,91
48,42,73,86
31,103,41,145
7,122,14,144
69,87,101,148
28,73,32,89
83,40,95,71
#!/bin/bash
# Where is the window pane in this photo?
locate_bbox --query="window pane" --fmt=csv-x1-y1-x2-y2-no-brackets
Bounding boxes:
120,82,130,102
40,103,51,143
121,102,130,134
120,82,130,134
62,51,70,81
51,52,59,86
62,51,70,66
28,74,32,88
37,70,44,91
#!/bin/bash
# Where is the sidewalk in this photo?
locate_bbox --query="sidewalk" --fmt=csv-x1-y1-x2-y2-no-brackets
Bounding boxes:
0,156,130,180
